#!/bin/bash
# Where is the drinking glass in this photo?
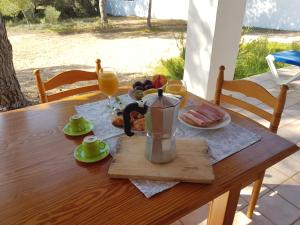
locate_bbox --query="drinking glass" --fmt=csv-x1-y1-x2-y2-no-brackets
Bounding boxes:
98,68,119,108
165,80,188,108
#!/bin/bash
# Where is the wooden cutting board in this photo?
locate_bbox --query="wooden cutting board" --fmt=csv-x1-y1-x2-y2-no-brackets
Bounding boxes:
108,136,215,183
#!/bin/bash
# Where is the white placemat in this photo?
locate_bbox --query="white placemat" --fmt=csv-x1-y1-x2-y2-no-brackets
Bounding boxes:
75,94,261,198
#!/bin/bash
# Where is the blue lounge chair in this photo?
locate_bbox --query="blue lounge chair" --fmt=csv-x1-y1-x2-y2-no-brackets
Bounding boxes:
266,50,300,84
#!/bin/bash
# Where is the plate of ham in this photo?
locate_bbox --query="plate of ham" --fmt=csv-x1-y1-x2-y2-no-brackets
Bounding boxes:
179,102,231,130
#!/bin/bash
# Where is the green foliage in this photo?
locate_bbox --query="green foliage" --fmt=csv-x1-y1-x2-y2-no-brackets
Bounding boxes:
54,0,97,18
44,6,60,24
0,0,33,17
155,32,186,80
1,0,98,22
234,38,300,79
161,57,184,80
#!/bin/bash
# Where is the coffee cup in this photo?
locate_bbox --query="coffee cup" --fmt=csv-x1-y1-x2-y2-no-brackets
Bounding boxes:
82,135,102,158
69,114,86,132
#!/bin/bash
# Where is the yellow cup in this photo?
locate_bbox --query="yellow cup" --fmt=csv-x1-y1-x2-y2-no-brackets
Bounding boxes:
82,135,101,158
165,80,188,108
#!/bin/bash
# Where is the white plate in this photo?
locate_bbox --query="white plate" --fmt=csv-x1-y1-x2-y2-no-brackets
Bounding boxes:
178,105,231,130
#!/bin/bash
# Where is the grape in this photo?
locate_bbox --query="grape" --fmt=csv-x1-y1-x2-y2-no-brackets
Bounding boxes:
133,81,143,89
143,79,152,86
144,84,154,90
134,86,144,91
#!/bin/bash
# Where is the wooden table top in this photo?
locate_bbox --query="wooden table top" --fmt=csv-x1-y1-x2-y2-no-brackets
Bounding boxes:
0,88,298,225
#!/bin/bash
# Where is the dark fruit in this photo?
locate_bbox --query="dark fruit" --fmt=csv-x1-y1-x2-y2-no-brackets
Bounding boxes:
143,79,152,86
134,86,144,91
144,84,154,90
133,81,143,89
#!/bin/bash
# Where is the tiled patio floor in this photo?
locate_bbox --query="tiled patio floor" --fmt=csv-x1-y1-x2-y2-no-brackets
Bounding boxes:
172,67,300,225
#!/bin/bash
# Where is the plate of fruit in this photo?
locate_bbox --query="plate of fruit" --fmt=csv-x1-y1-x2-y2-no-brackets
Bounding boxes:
129,75,168,100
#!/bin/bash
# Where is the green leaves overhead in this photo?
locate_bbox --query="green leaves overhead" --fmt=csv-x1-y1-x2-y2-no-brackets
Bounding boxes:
0,0,33,16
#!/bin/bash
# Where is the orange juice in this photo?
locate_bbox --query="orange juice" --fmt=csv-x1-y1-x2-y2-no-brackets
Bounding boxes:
98,72,119,96
165,81,188,108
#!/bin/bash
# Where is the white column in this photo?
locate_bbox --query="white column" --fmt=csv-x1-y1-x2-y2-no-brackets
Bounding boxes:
184,0,247,100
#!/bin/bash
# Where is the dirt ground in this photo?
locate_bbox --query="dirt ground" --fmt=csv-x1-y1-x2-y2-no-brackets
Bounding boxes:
9,31,181,102
7,17,300,103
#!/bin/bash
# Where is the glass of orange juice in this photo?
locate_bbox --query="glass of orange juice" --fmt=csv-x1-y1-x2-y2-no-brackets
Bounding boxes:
165,80,188,108
98,68,119,108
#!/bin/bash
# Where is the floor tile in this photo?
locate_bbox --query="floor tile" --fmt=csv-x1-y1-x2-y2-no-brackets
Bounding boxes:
238,196,248,210
293,219,300,225
180,204,208,225
273,156,300,177
287,88,300,96
240,184,271,202
257,79,277,89
278,113,299,128
284,94,300,108
292,172,300,183
277,121,300,143
233,211,274,225
242,97,263,106
290,149,300,163
275,178,300,208
247,72,273,83
263,166,289,189
255,191,300,225
285,102,300,117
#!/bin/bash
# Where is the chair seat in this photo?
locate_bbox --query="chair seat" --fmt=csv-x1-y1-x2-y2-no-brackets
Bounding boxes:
272,50,300,67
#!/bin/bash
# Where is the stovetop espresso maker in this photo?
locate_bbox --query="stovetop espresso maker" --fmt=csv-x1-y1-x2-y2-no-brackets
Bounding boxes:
123,89,180,163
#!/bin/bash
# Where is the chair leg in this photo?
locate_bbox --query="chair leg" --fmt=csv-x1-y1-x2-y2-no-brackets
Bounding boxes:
247,171,265,219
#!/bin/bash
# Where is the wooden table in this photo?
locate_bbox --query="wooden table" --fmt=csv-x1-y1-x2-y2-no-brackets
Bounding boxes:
0,88,298,225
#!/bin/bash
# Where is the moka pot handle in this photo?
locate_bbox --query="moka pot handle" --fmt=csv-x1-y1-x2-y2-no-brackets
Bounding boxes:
123,102,148,136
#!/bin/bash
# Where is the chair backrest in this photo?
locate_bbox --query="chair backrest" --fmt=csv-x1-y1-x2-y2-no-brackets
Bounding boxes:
214,65,288,133
34,59,102,103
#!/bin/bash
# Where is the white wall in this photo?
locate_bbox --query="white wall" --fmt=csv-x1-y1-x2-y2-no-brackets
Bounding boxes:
244,0,300,31
107,0,300,31
184,0,247,100
106,0,189,20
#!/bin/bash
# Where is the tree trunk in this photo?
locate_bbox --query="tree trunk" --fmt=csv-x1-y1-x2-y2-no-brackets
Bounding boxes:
0,16,29,111
99,0,108,25
147,0,152,28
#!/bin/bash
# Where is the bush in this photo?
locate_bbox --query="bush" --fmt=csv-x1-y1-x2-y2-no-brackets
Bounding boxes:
161,57,184,80
44,6,61,24
234,38,300,79
54,0,98,19
154,32,185,80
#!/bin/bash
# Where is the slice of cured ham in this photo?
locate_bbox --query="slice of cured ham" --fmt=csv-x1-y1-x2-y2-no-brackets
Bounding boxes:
181,111,214,127
188,110,213,123
196,102,225,120
181,102,226,127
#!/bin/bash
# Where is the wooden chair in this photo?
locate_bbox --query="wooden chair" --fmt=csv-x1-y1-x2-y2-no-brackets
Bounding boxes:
34,59,102,103
214,65,288,219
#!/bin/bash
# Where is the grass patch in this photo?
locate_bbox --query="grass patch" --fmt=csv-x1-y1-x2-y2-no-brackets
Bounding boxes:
154,32,185,80
7,16,187,37
234,38,300,79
